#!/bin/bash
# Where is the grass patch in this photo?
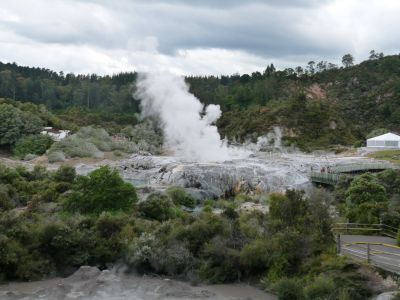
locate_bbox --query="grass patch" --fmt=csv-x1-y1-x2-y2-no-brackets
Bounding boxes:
367,150,400,164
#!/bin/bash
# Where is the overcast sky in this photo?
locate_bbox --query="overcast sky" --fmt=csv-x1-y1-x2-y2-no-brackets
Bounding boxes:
0,0,399,75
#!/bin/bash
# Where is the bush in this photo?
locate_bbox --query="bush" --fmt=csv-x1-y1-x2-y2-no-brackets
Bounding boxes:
48,126,140,159
0,184,15,210
113,150,124,157
150,241,194,276
166,186,196,208
53,166,76,183
304,276,335,300
23,154,37,161
239,239,271,274
125,233,158,272
49,135,103,159
138,193,175,221
345,173,388,224
63,166,137,214
76,126,113,151
0,103,43,146
13,135,53,158
273,277,304,300
48,151,66,163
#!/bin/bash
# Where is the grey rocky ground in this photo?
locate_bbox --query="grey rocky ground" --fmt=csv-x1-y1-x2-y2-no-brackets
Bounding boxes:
0,266,276,300
74,152,380,200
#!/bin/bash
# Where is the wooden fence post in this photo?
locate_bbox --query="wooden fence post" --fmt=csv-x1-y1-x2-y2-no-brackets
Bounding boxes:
367,243,370,263
337,234,341,254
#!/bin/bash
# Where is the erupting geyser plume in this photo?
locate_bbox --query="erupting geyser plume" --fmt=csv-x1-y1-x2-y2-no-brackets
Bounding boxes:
135,72,247,162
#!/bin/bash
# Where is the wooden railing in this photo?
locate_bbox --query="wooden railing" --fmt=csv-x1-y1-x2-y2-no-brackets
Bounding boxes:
330,162,391,174
333,223,398,238
309,172,341,185
310,162,393,185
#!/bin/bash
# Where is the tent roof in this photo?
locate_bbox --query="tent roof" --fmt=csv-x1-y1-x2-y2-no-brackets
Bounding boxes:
367,132,400,141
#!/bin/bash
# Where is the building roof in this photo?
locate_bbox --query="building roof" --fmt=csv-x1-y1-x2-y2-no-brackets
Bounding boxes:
367,132,400,141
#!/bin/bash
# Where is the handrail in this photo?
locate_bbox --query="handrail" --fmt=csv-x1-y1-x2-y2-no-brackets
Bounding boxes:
333,223,398,238
372,251,400,257
310,162,393,186
331,163,390,173
343,242,400,250
335,223,398,231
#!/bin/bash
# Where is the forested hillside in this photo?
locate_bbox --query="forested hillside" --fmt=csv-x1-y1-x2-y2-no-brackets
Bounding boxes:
1,53,399,150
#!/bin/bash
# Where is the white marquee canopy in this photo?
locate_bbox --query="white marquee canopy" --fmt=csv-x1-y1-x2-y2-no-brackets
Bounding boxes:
366,132,400,148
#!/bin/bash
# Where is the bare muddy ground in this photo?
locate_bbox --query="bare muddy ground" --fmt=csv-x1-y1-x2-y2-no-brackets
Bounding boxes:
0,266,277,300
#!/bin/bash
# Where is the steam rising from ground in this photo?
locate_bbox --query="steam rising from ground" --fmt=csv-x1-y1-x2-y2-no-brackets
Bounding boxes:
135,72,248,162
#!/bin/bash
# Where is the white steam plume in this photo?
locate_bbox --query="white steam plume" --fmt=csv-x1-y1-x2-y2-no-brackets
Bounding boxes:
135,72,246,162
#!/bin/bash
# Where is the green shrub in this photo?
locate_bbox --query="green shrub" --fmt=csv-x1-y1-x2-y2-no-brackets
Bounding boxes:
345,173,388,224
13,134,53,158
76,126,113,151
304,276,335,300
113,140,139,153
125,233,158,272
273,277,305,300
203,199,215,208
53,166,76,183
113,149,124,157
63,166,137,215
48,151,66,163
48,126,139,159
120,120,163,154
38,222,90,268
49,135,103,158
23,153,37,161
95,212,126,238
239,239,271,274
166,186,196,208
15,252,55,281
138,193,175,221
0,184,15,210
198,237,241,283
0,103,43,146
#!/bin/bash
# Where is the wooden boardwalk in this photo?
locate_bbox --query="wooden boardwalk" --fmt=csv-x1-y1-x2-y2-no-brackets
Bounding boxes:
338,235,400,274
310,162,392,185
334,223,400,274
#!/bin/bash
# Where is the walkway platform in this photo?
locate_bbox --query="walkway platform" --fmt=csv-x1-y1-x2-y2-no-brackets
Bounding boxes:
339,235,400,274
310,162,392,185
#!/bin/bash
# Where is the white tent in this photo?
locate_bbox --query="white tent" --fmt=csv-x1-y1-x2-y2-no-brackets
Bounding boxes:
366,132,400,148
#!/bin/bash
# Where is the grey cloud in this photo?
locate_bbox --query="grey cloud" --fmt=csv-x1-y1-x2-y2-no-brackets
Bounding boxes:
0,0,349,60
0,0,398,75
77,0,333,8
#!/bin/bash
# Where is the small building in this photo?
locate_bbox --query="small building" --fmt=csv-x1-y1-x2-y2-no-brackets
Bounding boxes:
366,132,400,148
41,127,71,141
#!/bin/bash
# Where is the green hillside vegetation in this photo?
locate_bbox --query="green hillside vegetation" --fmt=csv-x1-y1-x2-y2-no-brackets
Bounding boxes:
0,99,61,156
1,53,400,150
0,97,162,161
0,163,379,299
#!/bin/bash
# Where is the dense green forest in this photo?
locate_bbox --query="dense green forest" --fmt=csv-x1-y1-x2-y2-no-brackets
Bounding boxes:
0,53,400,150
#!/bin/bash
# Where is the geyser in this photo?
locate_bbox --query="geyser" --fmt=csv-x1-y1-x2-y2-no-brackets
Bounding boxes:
135,72,247,162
